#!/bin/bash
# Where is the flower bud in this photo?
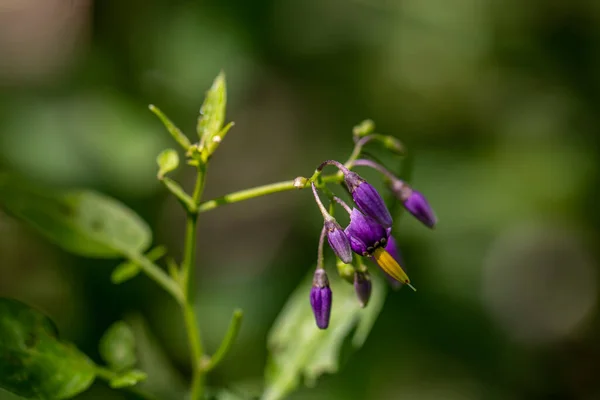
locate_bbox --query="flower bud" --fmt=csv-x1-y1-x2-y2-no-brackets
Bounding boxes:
354,270,372,308
293,176,307,189
382,135,405,155
325,219,352,264
391,180,436,228
336,258,355,284
310,269,332,329
344,171,393,228
352,119,375,137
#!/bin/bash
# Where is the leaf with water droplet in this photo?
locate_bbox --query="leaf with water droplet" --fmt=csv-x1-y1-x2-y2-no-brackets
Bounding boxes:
197,72,231,158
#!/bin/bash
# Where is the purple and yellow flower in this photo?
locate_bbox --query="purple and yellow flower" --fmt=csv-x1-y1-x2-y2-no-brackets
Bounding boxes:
344,208,411,286
310,268,332,329
344,171,393,228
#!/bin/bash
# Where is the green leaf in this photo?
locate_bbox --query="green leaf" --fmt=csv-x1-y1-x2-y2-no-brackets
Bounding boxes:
0,298,96,399
156,149,179,180
207,388,245,400
262,271,387,400
111,246,167,285
108,369,147,389
197,72,227,153
111,262,141,285
127,314,188,399
99,321,137,371
149,105,192,150
0,176,152,258
205,121,234,157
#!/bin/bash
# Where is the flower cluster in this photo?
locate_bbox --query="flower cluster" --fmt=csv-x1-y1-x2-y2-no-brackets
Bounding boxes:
309,160,436,329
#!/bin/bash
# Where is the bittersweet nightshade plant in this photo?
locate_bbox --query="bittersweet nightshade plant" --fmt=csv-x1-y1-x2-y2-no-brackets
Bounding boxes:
0,72,436,400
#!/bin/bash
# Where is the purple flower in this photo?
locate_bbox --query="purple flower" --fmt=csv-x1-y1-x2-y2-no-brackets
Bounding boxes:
391,180,436,228
310,269,332,329
345,208,412,286
344,171,393,228
354,270,372,308
344,208,388,256
324,219,352,264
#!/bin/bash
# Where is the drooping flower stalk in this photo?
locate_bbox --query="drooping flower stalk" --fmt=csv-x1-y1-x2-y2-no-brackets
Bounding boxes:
317,160,393,228
310,226,333,329
353,158,437,228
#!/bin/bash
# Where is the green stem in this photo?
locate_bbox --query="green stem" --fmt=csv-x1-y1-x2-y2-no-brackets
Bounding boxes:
161,177,196,213
180,216,198,297
125,251,184,304
196,174,342,213
180,163,207,400
203,309,244,372
183,301,204,399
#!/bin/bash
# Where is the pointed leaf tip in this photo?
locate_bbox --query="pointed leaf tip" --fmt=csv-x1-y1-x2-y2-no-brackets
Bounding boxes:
149,105,191,150
197,72,229,156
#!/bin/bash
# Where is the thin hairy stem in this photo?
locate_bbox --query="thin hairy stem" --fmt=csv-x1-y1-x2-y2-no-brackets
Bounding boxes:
311,182,331,219
317,225,327,270
351,158,397,182
332,196,353,214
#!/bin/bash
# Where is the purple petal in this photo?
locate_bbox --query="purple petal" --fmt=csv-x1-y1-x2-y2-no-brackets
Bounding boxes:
310,287,332,329
344,209,388,256
351,182,393,228
404,189,437,228
325,220,352,264
310,269,332,329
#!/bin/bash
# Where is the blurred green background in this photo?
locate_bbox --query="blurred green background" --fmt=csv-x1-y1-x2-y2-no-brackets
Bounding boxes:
1,0,600,399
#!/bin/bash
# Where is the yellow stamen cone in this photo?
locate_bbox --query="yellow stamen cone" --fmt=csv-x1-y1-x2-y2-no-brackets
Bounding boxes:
373,248,416,291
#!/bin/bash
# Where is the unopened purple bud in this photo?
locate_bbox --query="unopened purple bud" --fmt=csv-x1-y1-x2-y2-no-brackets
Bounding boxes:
391,180,436,228
354,270,372,308
344,171,393,228
325,219,352,264
310,269,332,329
